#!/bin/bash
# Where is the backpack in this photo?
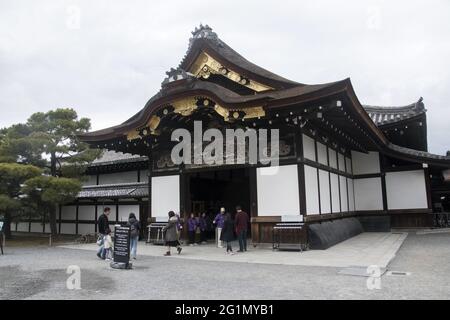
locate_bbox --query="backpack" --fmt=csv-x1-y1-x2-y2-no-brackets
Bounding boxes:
130,221,139,238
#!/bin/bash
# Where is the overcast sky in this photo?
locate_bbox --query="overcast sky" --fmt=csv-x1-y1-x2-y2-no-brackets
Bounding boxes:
0,0,449,154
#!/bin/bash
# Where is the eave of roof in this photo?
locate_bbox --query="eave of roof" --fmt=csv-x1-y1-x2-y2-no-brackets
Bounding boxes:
78,78,346,142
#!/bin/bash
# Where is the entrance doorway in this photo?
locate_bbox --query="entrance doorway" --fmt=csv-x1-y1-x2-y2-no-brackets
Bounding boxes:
185,168,251,240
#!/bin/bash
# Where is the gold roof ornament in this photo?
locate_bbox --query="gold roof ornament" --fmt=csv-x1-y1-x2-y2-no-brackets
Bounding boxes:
125,96,265,141
189,52,273,92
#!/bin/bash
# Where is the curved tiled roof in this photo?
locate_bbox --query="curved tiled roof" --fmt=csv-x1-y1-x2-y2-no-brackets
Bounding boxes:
179,24,299,89
387,143,450,163
363,97,426,126
78,182,148,198
90,150,147,166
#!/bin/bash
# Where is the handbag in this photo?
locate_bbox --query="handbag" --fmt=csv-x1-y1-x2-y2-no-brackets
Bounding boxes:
96,235,104,246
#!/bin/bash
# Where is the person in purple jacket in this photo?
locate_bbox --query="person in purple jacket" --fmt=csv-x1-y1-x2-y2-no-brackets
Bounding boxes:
213,207,226,248
187,213,198,246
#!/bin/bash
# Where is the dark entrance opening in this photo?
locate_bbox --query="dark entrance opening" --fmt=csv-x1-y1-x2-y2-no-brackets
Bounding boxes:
186,168,251,240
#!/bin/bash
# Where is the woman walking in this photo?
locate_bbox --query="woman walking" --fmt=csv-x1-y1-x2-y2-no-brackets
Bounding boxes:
126,213,140,260
162,211,182,256
220,212,236,255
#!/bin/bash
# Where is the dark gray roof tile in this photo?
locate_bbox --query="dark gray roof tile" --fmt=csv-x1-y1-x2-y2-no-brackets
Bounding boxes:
363,97,426,126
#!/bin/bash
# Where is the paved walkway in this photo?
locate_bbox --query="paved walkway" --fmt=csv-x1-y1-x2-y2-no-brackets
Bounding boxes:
60,232,407,268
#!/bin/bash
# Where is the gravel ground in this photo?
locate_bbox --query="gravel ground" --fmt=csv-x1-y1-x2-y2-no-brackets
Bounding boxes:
0,232,449,300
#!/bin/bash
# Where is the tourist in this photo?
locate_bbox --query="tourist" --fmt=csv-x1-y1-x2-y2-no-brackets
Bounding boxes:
0,220,4,255
103,229,113,261
220,212,236,255
97,207,111,259
127,212,140,260
187,213,198,246
235,205,249,252
175,212,183,243
213,207,226,248
162,211,182,256
199,212,208,244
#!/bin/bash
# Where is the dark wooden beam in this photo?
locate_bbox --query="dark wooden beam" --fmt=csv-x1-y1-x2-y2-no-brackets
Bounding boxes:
295,127,307,216
379,154,388,211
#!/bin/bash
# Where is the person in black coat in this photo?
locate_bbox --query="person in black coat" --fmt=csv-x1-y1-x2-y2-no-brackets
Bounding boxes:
97,207,111,259
220,212,236,255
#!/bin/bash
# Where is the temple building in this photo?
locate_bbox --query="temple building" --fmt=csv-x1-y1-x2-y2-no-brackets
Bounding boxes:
13,25,450,248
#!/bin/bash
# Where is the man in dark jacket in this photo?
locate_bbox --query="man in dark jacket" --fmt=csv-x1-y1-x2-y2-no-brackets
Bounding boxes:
235,205,249,252
97,207,111,259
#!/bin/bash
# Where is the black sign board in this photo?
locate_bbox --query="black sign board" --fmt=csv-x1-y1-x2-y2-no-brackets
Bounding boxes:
113,225,131,264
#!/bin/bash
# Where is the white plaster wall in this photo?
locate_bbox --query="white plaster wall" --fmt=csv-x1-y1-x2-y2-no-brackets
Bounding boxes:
319,169,331,214
329,149,337,169
330,173,340,212
78,206,95,221
44,223,51,233
82,175,97,186
339,176,348,212
351,151,380,175
152,175,180,218
257,165,300,216
30,222,42,233
61,206,76,220
317,142,328,165
386,170,428,209
140,169,149,182
305,165,320,215
354,178,383,211
338,153,346,172
346,157,352,174
118,204,140,222
302,134,316,161
347,178,355,211
60,223,76,235
17,222,29,232
78,223,95,234
98,171,138,185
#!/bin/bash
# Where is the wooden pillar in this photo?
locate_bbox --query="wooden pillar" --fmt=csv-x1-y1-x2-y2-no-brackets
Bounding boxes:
42,211,46,233
28,210,31,233
424,166,432,209
314,140,321,214
179,164,187,217
327,146,333,213
148,150,153,219
295,128,307,216
94,201,98,233
115,201,119,223
379,153,388,212
249,166,258,218
75,202,79,235
336,149,341,213
58,205,62,234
